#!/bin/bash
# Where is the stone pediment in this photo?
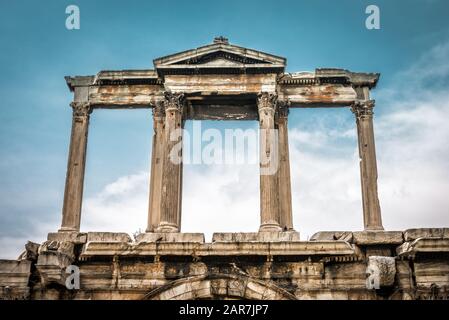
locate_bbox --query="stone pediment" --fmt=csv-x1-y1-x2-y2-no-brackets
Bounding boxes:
153,37,286,75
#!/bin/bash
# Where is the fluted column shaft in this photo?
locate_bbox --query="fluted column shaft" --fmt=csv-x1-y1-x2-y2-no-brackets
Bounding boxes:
258,92,282,232
60,102,92,232
156,92,185,232
352,99,384,231
147,102,165,232
276,103,294,231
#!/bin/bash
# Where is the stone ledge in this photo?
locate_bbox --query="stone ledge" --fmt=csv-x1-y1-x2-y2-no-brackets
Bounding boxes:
47,232,132,243
80,240,354,258
212,231,300,242
86,232,132,243
404,228,449,242
310,231,353,242
397,238,449,257
310,231,404,245
135,232,205,243
47,232,87,244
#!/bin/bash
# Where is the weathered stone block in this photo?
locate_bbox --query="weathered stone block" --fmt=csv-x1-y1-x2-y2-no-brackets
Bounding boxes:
404,228,449,242
397,238,449,257
353,231,403,245
0,259,32,300
86,232,132,243
36,240,76,286
212,231,300,242
310,231,353,242
366,256,396,288
17,241,40,261
47,231,87,244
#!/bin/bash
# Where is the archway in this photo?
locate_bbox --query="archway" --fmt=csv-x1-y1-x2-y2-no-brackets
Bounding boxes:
143,273,297,300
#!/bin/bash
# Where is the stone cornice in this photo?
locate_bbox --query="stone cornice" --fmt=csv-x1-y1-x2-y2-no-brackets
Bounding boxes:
65,76,95,92
279,69,380,88
66,69,379,90
79,240,356,259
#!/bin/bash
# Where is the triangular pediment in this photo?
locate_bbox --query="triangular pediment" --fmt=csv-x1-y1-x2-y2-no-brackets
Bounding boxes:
153,37,285,74
172,51,267,66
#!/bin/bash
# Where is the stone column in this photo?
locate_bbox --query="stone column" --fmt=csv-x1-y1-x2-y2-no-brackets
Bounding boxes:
258,92,282,232
276,102,294,231
352,99,384,231
146,102,165,232
60,102,92,232
156,92,185,232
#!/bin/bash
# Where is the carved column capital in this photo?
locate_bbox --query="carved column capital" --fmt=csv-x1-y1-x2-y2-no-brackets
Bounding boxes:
277,100,290,119
257,92,278,114
70,102,92,118
163,92,185,113
351,100,375,119
152,100,166,120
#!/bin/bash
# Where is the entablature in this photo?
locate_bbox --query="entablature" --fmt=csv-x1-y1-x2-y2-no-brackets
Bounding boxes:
64,39,380,110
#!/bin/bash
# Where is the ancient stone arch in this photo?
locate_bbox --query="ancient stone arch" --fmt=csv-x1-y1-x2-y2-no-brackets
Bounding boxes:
143,273,297,300
1,37,447,301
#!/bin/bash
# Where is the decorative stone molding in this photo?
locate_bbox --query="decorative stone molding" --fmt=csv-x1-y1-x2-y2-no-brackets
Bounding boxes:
152,100,165,120
17,241,40,261
36,240,76,286
277,100,290,119
70,102,92,118
0,259,33,299
213,36,229,44
366,256,396,288
163,91,185,112
212,231,300,242
351,100,375,119
257,92,278,113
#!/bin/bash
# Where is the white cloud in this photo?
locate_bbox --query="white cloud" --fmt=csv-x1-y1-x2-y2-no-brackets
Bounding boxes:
81,173,149,235
0,220,57,259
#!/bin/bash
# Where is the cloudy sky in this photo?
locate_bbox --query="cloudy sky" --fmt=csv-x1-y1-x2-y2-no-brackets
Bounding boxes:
1,0,448,258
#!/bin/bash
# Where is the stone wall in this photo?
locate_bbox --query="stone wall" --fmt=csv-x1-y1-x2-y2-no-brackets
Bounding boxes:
0,229,448,300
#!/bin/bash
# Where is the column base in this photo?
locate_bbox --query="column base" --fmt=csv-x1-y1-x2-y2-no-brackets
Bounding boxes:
259,222,282,232
365,226,385,231
155,222,179,233
58,227,79,233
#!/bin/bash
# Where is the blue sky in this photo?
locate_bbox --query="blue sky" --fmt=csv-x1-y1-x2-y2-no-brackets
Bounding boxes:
1,0,449,258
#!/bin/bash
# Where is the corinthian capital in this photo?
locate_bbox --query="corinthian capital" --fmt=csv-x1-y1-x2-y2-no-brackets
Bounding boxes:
163,91,185,113
277,99,290,119
351,100,375,119
70,102,92,117
152,100,165,119
257,92,278,113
